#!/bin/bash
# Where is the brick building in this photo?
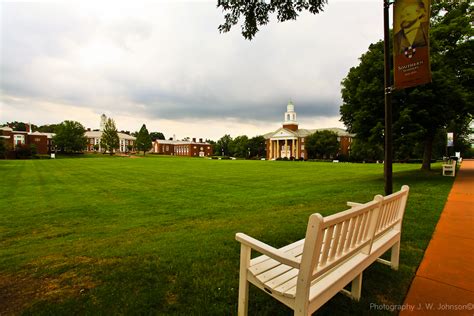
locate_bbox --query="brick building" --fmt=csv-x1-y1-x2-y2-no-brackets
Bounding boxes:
152,138,213,157
264,102,354,160
0,125,54,154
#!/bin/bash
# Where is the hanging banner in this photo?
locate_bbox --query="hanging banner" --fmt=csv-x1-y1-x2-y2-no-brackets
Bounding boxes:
447,132,454,147
393,0,431,89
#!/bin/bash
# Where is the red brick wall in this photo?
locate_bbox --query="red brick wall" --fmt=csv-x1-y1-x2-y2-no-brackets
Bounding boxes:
27,135,48,154
339,136,352,156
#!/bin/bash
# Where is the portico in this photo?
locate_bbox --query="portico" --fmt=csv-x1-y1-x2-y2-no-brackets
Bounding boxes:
268,131,299,159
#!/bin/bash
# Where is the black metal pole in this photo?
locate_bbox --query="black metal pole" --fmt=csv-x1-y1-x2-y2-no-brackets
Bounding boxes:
384,0,393,195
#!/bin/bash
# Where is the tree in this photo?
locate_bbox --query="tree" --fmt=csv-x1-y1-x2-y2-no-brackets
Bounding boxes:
340,2,473,170
215,134,233,156
149,132,165,141
53,120,87,153
2,121,37,132
100,118,120,155
218,1,327,40
36,124,59,133
248,135,267,158
306,130,340,159
135,124,152,156
230,135,249,158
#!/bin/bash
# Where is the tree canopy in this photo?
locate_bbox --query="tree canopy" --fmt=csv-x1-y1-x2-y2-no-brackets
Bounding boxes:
340,1,473,169
149,132,165,141
218,0,327,40
215,134,233,156
135,124,153,155
100,118,120,155
53,121,87,153
306,130,340,159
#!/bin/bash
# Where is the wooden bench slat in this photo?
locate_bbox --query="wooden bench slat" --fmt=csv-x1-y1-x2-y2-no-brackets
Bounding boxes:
264,268,299,290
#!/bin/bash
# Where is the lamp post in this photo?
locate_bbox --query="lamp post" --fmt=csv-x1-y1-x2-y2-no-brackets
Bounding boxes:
384,0,393,195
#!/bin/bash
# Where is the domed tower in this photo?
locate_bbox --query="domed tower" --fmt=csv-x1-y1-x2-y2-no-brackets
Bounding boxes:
100,114,107,131
282,100,298,131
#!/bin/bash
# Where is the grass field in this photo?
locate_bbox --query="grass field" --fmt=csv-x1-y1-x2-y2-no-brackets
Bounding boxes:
0,156,454,315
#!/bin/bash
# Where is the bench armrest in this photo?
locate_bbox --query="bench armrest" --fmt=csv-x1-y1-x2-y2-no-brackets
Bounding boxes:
235,233,300,269
347,201,363,208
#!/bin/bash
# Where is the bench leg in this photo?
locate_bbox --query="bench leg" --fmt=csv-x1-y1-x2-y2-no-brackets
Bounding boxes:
238,244,251,316
390,241,400,270
350,272,363,301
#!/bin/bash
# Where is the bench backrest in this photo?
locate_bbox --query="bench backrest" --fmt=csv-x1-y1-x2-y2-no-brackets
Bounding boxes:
295,197,382,300
295,186,409,301
374,185,409,237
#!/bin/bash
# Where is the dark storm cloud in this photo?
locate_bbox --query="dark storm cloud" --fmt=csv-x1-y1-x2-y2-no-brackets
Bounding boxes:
0,1,381,127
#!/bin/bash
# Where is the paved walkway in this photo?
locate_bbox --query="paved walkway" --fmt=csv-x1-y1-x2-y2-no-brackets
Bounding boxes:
401,160,474,315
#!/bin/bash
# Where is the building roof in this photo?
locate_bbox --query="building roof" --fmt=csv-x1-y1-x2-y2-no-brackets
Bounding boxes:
85,131,136,140
30,131,55,139
264,127,355,139
0,126,13,132
154,139,211,145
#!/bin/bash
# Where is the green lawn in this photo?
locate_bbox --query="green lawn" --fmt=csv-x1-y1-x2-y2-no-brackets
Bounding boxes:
0,156,454,315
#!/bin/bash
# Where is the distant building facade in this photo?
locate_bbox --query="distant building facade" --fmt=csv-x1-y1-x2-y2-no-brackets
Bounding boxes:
152,138,213,157
84,114,136,153
0,125,54,154
264,102,354,160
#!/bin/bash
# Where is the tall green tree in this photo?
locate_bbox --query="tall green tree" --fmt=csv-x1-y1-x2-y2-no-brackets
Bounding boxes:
100,118,120,155
215,134,233,156
230,135,249,158
53,121,88,153
248,135,267,158
340,2,473,170
306,130,340,159
135,124,152,156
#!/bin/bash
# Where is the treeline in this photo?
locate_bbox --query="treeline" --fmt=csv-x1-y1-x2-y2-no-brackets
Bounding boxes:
210,134,266,158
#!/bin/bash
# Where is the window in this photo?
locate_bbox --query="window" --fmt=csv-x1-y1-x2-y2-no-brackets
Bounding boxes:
337,137,341,141
35,138,41,142
287,114,290,121
301,138,305,143
301,145,305,150
14,135,25,145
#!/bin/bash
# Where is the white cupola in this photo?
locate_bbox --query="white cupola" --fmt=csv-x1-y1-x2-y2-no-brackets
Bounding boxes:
100,114,107,131
282,100,299,131
284,100,297,124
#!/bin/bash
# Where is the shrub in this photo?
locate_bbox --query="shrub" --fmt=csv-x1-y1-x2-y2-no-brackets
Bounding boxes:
15,144,32,159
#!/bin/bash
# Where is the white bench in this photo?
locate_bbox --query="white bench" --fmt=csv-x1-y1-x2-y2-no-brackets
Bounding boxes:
442,160,456,177
236,185,409,316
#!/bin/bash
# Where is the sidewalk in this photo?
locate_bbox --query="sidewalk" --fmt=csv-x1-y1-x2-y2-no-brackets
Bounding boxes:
401,160,474,315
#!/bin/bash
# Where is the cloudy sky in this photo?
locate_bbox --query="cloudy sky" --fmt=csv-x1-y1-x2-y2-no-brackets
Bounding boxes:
0,0,384,140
